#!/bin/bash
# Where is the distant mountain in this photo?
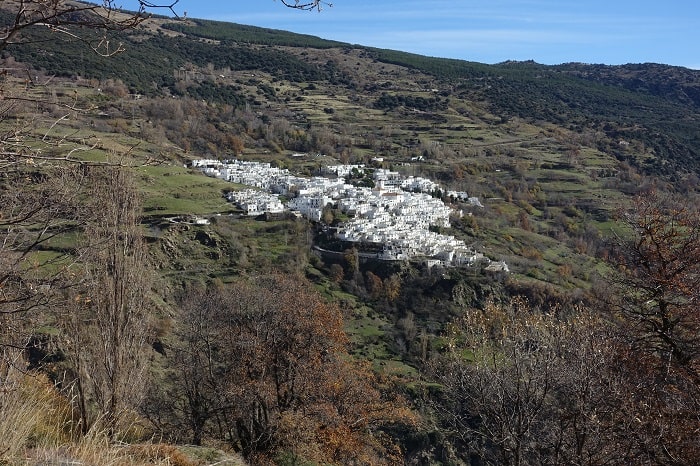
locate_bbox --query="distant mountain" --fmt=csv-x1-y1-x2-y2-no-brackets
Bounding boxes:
4,5,698,178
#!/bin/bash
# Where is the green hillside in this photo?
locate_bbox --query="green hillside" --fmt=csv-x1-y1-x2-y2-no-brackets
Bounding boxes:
2,2,700,464
8,9,698,176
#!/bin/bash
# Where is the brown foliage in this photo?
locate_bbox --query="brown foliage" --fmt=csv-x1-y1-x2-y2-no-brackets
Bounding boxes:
329,262,344,283
605,190,700,365
383,274,401,303
163,273,415,464
595,190,700,464
606,344,700,465
365,271,384,300
434,294,700,465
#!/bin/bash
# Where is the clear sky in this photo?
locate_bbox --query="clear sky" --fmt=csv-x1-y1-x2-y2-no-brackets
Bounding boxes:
130,0,699,69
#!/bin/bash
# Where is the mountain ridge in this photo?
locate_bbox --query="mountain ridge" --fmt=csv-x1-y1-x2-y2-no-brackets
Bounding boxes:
4,1,700,215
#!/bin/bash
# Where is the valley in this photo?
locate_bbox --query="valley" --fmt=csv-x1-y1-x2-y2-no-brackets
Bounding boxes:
2,3,700,464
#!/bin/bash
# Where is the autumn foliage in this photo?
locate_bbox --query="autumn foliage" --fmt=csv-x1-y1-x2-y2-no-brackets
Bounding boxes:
606,190,700,365
154,273,415,464
430,295,700,465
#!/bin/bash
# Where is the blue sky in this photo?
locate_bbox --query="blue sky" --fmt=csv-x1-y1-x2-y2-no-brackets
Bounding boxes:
131,0,699,69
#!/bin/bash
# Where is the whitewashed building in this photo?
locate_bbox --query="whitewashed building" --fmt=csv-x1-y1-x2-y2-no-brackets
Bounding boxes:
192,158,504,269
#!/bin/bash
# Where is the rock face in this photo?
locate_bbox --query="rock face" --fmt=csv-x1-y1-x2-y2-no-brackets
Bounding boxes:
195,230,217,248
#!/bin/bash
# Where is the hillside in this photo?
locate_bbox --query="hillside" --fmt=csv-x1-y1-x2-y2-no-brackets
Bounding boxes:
7,11,700,174
6,11,698,284
2,2,700,464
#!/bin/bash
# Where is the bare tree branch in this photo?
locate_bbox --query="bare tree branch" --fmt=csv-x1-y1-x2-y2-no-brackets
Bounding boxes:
278,0,332,12
0,0,181,55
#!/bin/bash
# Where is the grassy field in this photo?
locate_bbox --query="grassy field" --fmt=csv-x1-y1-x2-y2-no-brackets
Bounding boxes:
137,165,236,216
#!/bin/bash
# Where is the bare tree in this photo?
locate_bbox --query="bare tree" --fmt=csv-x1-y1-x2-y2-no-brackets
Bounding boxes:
0,0,182,176
605,190,700,367
142,284,225,446
279,0,332,11
0,0,181,56
598,189,700,464
64,165,152,438
429,298,625,466
0,0,181,328
0,0,335,440
0,164,89,372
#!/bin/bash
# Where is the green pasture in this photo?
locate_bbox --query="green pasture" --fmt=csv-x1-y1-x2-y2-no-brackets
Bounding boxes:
136,165,235,216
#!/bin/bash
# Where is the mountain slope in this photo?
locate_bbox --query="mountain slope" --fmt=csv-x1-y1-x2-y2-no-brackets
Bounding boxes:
4,3,700,463
5,7,699,177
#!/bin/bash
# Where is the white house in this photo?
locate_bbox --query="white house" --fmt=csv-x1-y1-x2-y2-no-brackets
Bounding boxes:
191,158,505,269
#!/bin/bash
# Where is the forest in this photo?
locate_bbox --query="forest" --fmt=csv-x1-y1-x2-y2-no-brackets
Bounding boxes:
1,1,700,465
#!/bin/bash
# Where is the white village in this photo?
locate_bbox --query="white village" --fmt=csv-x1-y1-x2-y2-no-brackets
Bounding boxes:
191,158,509,271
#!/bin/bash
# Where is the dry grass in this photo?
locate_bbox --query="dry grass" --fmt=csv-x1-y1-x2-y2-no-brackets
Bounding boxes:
27,441,248,466
0,362,244,466
0,363,71,462
19,429,226,466
27,440,201,466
